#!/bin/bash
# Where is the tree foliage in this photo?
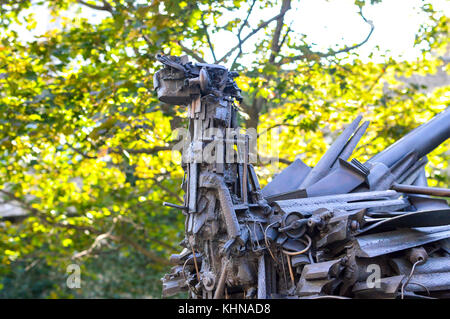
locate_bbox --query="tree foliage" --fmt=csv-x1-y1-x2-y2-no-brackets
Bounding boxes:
0,0,448,297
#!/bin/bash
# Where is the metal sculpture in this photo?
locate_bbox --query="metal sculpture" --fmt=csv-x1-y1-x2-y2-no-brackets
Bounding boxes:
154,55,450,299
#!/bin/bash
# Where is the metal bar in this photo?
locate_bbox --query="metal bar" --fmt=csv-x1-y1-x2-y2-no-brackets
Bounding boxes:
163,202,188,210
413,167,428,187
257,255,266,299
331,120,370,169
242,136,249,204
390,151,418,179
398,158,428,185
277,198,408,215
188,163,198,212
274,190,397,208
214,260,228,299
392,183,450,197
368,107,450,168
199,173,241,239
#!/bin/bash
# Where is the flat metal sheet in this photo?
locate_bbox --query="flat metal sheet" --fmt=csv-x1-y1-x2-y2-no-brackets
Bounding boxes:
409,195,449,211
302,260,341,280
265,189,307,203
358,209,450,235
391,257,450,275
355,225,450,258
273,190,400,214
300,115,362,188
305,159,367,197
407,272,450,292
262,158,311,197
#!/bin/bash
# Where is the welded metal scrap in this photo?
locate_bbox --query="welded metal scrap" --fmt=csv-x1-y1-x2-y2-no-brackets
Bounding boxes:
154,55,450,299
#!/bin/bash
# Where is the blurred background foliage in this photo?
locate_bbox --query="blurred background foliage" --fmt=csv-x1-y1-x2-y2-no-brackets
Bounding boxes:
0,0,448,298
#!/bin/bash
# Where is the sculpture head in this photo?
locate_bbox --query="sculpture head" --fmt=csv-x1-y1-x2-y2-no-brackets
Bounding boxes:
153,54,242,106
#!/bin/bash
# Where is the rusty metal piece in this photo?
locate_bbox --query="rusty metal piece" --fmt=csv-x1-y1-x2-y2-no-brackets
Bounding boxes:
279,212,307,239
302,259,342,280
202,271,216,292
188,67,210,93
154,56,192,105
291,254,310,267
392,183,450,197
316,218,348,248
296,277,335,297
406,247,428,265
162,265,189,297
213,260,229,299
296,260,342,296
199,172,241,240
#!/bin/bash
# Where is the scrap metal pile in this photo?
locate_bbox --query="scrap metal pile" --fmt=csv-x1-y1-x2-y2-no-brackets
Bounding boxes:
154,55,450,299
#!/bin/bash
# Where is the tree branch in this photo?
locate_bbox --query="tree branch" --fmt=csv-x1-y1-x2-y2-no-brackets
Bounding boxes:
278,7,374,64
278,20,293,53
201,12,217,62
112,233,172,266
77,0,113,13
230,0,257,69
116,215,178,252
177,41,207,63
257,123,301,137
0,189,173,265
217,0,292,63
67,143,98,159
269,0,291,63
109,145,173,155
142,34,154,47
256,155,292,166
150,177,183,203
73,226,115,259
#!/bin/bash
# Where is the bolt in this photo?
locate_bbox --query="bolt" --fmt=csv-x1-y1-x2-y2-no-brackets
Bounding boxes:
350,220,359,231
